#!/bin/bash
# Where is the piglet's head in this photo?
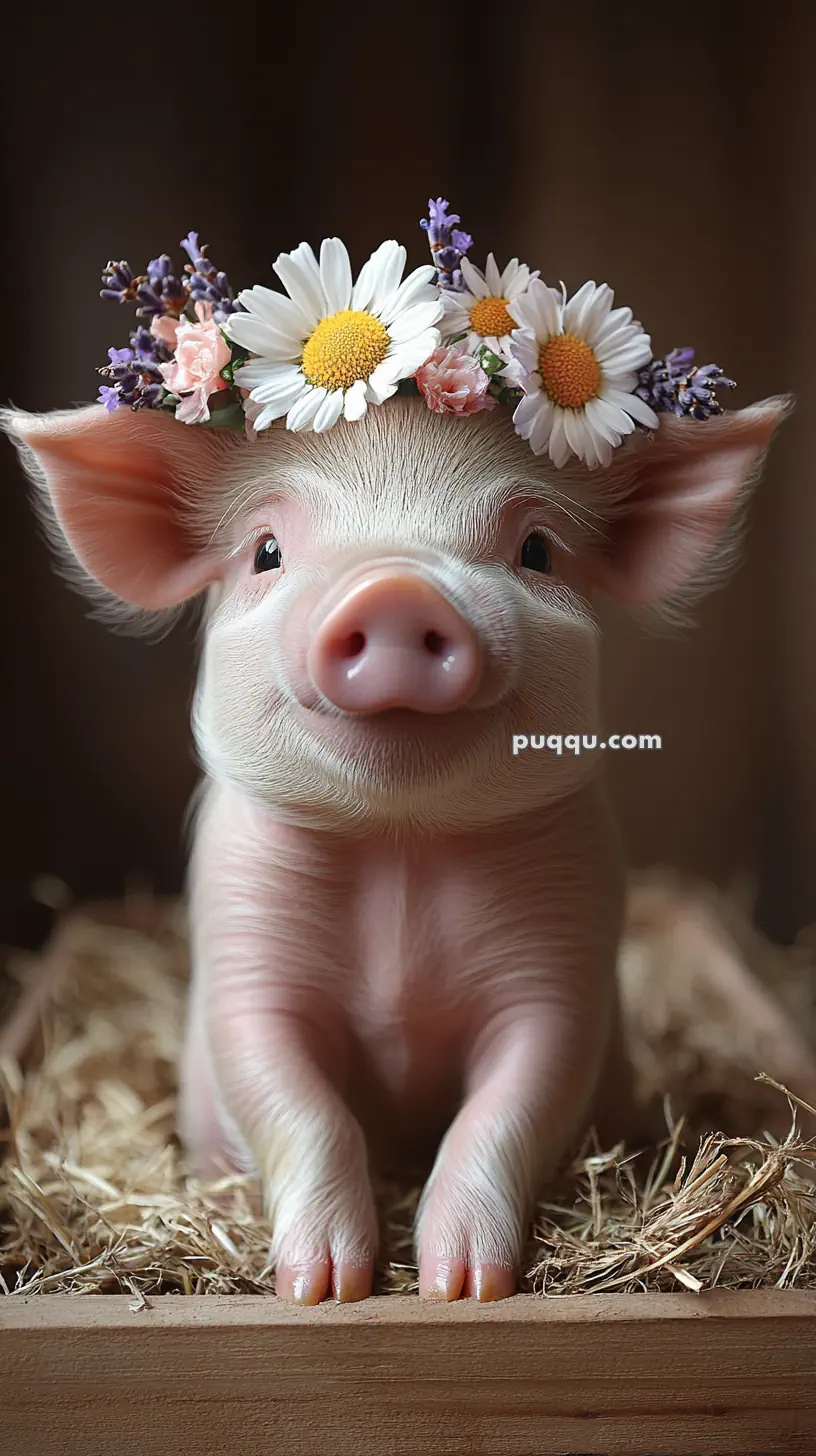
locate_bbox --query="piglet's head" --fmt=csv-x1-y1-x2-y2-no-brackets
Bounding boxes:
5,393,788,834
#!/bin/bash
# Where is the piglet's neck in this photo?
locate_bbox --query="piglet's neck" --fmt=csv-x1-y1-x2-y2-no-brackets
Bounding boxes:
211,778,617,866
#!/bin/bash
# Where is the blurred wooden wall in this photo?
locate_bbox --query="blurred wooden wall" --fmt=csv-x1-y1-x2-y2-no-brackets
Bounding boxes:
1,1,813,945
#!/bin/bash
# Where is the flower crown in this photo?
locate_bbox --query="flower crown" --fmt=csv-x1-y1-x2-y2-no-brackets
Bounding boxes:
97,200,736,470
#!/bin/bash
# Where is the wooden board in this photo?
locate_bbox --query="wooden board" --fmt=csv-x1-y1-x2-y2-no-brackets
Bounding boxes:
2,1289,815,1455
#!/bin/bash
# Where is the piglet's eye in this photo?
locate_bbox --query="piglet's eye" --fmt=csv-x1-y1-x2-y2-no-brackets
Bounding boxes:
253,537,282,573
520,532,552,574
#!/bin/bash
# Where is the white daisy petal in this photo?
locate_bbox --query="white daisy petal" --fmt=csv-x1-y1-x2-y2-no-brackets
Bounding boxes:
273,242,326,327
581,284,615,345
509,278,561,337
234,360,302,390
600,339,654,376
381,267,440,323
508,326,539,377
589,414,616,468
249,382,306,426
529,398,554,455
249,379,306,413
441,288,476,317
460,256,490,299
500,259,519,295
388,299,444,343
513,391,544,437
376,329,440,389
602,370,639,396
354,241,406,315
601,388,659,428
563,409,590,463
593,305,634,344
585,395,631,443
343,379,368,420
319,237,353,314
286,385,327,432
594,325,643,363
365,375,398,405
232,285,310,341
225,315,300,360
242,368,303,405
484,253,502,295
251,401,293,432
313,389,345,433
562,280,598,334
548,410,572,468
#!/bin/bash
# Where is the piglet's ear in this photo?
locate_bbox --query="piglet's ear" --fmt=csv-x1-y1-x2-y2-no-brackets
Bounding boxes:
5,404,229,610
590,397,791,606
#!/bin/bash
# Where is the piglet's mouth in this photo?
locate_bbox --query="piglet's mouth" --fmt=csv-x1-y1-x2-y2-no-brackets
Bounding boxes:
292,696,499,767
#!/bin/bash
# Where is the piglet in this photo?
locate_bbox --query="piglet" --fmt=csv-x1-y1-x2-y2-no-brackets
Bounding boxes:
5,392,786,1302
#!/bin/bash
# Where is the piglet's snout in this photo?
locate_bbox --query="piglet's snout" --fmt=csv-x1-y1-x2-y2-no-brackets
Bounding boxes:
306,571,482,714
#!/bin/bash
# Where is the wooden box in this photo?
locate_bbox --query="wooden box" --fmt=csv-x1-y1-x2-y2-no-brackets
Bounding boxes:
1,910,815,1455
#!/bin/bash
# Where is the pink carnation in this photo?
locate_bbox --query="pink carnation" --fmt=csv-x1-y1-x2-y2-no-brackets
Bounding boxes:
157,301,231,424
415,345,496,416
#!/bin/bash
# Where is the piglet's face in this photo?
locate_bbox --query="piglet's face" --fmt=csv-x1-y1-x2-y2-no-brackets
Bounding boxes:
6,392,787,834
194,400,606,831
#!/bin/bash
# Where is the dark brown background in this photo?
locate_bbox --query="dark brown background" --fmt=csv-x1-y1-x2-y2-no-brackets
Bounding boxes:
1,2,814,948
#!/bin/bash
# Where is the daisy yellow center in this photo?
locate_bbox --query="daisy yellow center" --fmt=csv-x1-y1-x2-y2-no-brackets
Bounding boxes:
538,332,601,408
468,295,517,339
301,308,389,392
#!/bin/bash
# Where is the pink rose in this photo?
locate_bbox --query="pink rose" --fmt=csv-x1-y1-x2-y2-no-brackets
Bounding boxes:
151,313,183,350
158,301,231,424
415,345,496,416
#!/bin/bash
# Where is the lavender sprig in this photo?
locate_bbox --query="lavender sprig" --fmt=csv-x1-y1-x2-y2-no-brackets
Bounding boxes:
100,261,137,303
636,347,737,420
135,254,188,319
420,198,473,291
100,254,188,319
180,231,240,323
96,345,167,412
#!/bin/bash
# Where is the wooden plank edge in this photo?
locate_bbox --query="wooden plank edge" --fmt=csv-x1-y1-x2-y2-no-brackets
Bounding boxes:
2,1288,816,1328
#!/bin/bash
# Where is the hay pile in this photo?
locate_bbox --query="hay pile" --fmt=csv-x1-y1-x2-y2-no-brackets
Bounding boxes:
1,876,816,1299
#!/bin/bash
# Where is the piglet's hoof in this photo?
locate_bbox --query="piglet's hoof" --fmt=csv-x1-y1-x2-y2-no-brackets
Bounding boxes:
275,1257,374,1305
418,1257,516,1302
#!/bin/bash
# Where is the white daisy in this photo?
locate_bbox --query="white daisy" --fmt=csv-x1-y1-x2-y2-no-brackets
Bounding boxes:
438,253,539,363
505,279,659,469
223,238,443,434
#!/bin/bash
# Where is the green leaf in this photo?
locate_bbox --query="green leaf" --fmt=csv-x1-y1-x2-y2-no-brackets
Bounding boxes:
219,338,249,385
476,345,506,378
203,399,246,432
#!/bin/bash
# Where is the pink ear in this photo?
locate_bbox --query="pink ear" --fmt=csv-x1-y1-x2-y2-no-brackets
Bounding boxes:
590,397,791,605
8,404,229,609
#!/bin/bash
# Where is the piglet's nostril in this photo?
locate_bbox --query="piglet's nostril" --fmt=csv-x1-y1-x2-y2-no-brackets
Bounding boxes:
424,630,445,656
335,630,366,661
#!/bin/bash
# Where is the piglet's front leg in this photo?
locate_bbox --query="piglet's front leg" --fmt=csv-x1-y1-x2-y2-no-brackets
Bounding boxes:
415,987,615,1300
189,791,377,1304
207,997,378,1303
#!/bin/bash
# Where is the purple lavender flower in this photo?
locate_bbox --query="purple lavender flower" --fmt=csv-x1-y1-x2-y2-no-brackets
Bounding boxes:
135,269,187,320
147,254,173,283
100,260,136,303
96,343,168,411
180,231,239,322
130,324,173,366
98,384,121,411
420,198,473,291
636,347,737,420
